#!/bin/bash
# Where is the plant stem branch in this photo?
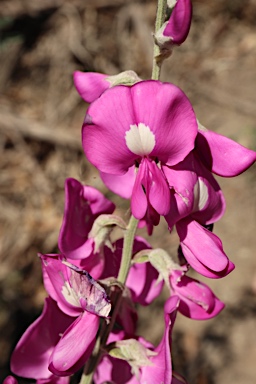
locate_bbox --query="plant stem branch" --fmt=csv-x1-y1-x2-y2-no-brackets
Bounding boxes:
151,0,167,80
80,215,138,384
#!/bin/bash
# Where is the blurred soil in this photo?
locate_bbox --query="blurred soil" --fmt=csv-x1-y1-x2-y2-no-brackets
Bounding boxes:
0,0,256,383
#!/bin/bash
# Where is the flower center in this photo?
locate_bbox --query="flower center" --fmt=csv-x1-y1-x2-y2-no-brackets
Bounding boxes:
125,123,156,156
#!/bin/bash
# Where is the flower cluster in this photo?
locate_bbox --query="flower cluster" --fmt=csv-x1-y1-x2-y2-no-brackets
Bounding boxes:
8,0,256,383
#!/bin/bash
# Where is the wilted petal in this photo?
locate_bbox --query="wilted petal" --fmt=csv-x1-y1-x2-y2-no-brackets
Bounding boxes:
170,270,225,319
177,218,229,273
40,254,82,317
49,312,99,376
58,178,114,260
11,298,73,380
196,129,256,177
163,0,192,44
73,71,109,103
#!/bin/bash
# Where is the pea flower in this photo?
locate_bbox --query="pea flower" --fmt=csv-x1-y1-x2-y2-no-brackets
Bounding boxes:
163,151,235,278
58,178,115,260
94,296,180,384
39,254,111,376
82,80,198,221
11,297,73,381
169,267,225,319
155,0,192,48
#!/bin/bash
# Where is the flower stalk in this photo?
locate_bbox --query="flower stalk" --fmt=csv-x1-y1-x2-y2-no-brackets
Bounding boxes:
152,0,167,80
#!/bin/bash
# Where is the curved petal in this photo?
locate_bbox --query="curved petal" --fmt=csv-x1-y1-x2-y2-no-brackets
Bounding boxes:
131,161,148,220
73,71,109,103
94,355,136,384
178,243,235,279
163,0,192,45
11,298,73,380
140,296,179,384
196,129,256,177
82,85,137,174
3,377,18,384
40,254,82,317
147,160,171,215
58,178,114,260
171,270,225,319
127,261,164,306
176,218,229,273
37,375,70,384
82,81,197,174
131,81,197,165
49,312,99,376
192,175,225,224
100,166,136,199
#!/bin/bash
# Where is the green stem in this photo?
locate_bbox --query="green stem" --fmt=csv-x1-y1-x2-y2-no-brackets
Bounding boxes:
79,215,138,384
152,0,167,80
117,215,139,283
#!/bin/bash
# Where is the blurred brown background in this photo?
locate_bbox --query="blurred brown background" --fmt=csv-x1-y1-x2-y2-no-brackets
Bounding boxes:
0,0,256,383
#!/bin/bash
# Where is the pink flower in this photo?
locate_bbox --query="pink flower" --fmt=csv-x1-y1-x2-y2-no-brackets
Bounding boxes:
170,267,225,319
58,178,115,260
164,152,235,278
155,0,192,48
11,297,73,380
94,296,180,384
82,80,198,221
39,254,111,376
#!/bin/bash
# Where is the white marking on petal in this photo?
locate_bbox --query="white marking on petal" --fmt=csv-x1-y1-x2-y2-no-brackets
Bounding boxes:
125,123,156,156
61,282,80,308
198,178,209,211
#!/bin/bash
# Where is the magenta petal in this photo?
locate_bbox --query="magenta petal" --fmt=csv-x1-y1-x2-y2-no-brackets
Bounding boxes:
131,161,148,219
94,355,136,384
163,0,192,44
171,271,225,319
196,130,256,177
192,175,225,224
131,81,197,166
58,178,114,260
11,298,73,380
37,375,70,384
40,254,81,317
82,85,136,174
3,377,18,384
73,71,109,103
148,161,171,215
177,218,229,272
49,312,99,376
140,296,179,384
100,166,136,199
180,246,235,279
127,261,164,306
